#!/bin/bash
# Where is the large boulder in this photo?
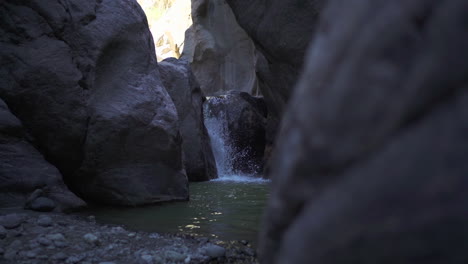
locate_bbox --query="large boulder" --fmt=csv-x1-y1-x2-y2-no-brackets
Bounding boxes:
181,0,259,96
225,0,326,136
204,91,266,175
0,99,85,212
159,58,217,182
0,0,188,205
259,0,468,263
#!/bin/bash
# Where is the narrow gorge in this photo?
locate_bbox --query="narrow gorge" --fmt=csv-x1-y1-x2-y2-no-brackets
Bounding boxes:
1,0,467,264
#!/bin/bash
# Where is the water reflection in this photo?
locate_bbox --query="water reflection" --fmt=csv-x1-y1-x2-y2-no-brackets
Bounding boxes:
85,181,269,244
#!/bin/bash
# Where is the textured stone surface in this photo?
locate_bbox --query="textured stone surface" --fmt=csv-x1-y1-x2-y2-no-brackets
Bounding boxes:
0,99,85,211
181,0,259,96
159,58,217,181
204,92,266,175
0,0,188,205
225,0,325,134
259,0,468,263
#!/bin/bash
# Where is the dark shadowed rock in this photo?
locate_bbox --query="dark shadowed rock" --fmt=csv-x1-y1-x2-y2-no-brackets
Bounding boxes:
259,0,468,263
0,99,85,211
28,197,56,212
225,0,326,142
159,58,218,182
0,0,188,205
204,91,266,175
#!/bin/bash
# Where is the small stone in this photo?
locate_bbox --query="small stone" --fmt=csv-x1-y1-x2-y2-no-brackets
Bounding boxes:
26,250,37,258
128,232,136,237
83,233,100,245
51,252,68,260
37,215,53,227
0,247,4,255
46,233,65,241
9,239,22,249
30,197,56,212
99,262,116,264
141,254,153,263
164,250,186,262
37,237,52,246
148,233,160,239
240,240,248,245
110,226,125,233
200,244,226,258
88,215,96,221
54,240,69,248
0,214,24,229
0,225,6,239
184,256,191,263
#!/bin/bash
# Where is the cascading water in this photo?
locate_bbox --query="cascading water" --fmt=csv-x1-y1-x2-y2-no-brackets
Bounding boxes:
203,95,267,182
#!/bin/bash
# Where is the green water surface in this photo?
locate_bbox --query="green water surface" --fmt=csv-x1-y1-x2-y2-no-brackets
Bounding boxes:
86,180,270,244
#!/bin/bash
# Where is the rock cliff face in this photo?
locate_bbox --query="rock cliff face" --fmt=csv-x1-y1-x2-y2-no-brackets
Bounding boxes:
204,92,266,175
225,0,326,149
0,0,188,206
0,99,85,212
138,0,192,60
159,58,218,182
259,0,468,263
181,0,259,96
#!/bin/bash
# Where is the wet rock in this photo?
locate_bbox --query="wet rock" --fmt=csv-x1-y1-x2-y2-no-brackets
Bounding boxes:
37,237,52,247
200,244,226,258
29,197,56,212
204,91,267,175
36,215,53,227
52,252,68,261
159,58,218,181
0,214,24,229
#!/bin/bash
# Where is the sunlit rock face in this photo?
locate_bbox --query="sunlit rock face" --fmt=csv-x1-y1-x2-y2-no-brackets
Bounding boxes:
0,0,188,206
181,0,260,96
137,0,192,60
259,0,468,263
138,0,260,96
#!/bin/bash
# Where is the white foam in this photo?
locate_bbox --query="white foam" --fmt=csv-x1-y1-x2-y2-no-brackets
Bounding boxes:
212,174,269,183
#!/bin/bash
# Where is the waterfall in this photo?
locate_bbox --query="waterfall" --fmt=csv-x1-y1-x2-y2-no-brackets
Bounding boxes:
203,96,267,183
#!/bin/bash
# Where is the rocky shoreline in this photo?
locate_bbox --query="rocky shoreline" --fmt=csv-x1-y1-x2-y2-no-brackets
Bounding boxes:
0,211,257,264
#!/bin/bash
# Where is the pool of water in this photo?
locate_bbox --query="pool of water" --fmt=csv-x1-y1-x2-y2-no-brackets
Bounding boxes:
85,178,270,244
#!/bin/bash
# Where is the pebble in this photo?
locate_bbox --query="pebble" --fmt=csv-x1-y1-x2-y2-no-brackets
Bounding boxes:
46,233,65,241
52,252,68,260
164,250,186,262
0,214,24,229
200,244,226,258
0,247,4,255
0,225,6,239
26,250,37,258
99,262,116,264
83,233,100,246
140,254,153,264
37,237,52,246
37,215,53,227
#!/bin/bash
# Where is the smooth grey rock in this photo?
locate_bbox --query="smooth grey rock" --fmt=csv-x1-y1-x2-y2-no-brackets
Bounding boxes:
29,197,56,212
37,237,52,246
46,233,65,242
259,0,468,263
0,214,24,229
0,0,188,206
204,92,267,175
36,215,53,227
83,233,100,246
200,244,226,258
182,0,260,96
159,58,218,181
